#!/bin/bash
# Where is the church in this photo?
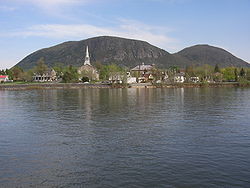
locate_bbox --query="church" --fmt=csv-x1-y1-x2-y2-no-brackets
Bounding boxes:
78,46,99,81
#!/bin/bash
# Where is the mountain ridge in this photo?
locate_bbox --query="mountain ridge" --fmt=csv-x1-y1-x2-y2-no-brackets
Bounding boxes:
15,36,250,70
175,44,249,67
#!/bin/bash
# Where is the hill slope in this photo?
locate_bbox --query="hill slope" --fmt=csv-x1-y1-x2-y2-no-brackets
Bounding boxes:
16,36,177,70
175,45,250,67
15,36,249,70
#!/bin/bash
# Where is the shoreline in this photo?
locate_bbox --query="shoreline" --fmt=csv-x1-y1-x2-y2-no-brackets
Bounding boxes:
0,83,113,91
0,82,249,91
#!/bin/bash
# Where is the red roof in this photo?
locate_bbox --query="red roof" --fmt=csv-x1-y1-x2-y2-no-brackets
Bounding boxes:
0,75,8,78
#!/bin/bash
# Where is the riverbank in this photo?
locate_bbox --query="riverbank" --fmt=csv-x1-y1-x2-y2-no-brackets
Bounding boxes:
130,82,249,88
1,82,250,90
0,83,113,90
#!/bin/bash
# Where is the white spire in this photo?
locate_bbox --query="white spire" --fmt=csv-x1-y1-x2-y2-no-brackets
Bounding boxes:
86,46,89,58
84,46,91,65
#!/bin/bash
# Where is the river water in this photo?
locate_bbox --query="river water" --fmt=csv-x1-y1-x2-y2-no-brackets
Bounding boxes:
0,88,250,187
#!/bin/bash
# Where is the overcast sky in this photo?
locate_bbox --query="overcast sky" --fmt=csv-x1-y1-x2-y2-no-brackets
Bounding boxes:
0,0,249,69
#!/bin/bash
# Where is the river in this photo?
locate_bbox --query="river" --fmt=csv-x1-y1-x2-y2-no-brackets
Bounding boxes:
1,88,250,187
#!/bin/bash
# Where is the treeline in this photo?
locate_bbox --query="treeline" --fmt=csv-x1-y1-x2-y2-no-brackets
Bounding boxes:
182,64,250,83
1,59,250,83
0,58,127,83
0,58,51,82
55,62,127,83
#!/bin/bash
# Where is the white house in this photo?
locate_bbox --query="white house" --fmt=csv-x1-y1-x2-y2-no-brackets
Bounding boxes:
174,72,185,83
190,77,200,83
33,69,57,82
109,72,125,84
126,72,137,84
109,72,137,84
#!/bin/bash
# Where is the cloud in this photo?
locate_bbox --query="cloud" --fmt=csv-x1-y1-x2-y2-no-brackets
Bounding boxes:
7,19,178,51
2,0,93,14
24,0,87,7
0,5,17,11
4,0,97,10
5,0,86,6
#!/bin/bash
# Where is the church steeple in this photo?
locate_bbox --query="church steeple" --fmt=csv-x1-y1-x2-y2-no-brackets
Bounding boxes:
84,46,91,65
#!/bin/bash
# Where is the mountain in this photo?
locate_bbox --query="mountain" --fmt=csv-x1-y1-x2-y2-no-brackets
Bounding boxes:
175,45,250,68
16,36,175,70
15,36,249,70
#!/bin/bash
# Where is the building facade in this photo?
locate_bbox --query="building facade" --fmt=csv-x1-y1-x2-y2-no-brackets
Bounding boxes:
131,63,155,83
33,69,57,82
78,46,99,81
174,72,186,83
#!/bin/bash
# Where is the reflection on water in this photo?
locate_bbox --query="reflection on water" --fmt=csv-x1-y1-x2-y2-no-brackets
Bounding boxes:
1,88,250,187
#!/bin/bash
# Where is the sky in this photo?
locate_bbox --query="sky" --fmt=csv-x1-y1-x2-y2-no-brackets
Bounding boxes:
0,0,249,69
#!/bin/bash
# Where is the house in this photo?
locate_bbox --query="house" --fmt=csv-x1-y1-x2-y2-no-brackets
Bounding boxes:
174,72,185,83
126,72,137,84
109,72,137,84
109,72,125,84
156,71,169,83
78,46,99,81
0,75,10,83
33,69,57,82
131,63,155,83
190,77,200,83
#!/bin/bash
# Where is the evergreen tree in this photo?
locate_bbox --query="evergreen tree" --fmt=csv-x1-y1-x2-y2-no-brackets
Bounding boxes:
234,68,238,82
240,68,246,77
214,64,220,73
6,69,13,80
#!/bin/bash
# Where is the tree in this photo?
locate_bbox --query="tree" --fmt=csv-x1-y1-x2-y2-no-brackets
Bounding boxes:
62,65,79,83
11,66,24,81
240,68,246,77
151,68,163,82
214,64,220,73
246,69,250,81
22,70,34,82
169,66,179,74
221,67,235,82
234,68,238,82
193,64,213,82
93,61,103,71
213,72,223,82
5,69,13,80
185,65,196,82
62,72,73,83
98,64,125,81
53,63,64,78
185,65,195,77
99,65,109,80
0,69,5,75
34,58,48,75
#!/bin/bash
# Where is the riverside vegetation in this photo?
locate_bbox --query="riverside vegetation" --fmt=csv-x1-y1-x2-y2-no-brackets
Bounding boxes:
1,58,250,85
